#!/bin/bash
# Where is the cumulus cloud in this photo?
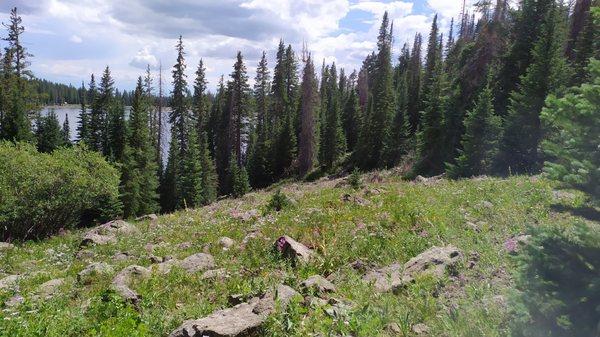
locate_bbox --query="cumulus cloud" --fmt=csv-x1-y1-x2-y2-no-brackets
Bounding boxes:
129,47,159,70
69,34,82,43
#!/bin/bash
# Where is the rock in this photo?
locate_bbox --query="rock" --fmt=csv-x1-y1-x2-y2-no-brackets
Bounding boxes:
0,274,20,290
274,236,314,264
230,209,259,222
201,268,228,280
177,241,193,250
325,298,353,319
170,284,298,337
4,294,24,308
75,249,96,260
149,254,163,263
80,232,117,247
363,263,403,293
37,278,64,299
111,265,150,305
0,242,15,251
504,234,531,253
301,275,336,294
386,322,402,334
363,246,462,292
414,174,444,185
78,262,113,284
169,301,265,337
135,214,158,222
412,323,429,335
465,221,481,232
341,194,370,206
218,237,235,250
401,245,461,284
304,296,328,307
178,253,215,273
113,252,131,261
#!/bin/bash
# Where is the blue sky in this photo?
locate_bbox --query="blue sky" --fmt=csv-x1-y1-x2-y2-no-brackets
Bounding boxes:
0,0,474,91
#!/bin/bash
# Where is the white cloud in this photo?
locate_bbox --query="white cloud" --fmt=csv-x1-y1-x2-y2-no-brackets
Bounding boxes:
129,46,159,70
69,34,82,43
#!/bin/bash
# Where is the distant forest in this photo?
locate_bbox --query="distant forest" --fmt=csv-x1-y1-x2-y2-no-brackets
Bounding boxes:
0,0,598,218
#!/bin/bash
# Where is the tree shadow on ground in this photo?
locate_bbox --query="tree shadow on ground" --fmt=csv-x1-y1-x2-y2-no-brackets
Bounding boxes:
550,204,600,222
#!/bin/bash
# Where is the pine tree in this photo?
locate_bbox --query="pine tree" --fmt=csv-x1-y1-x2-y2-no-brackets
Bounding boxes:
496,3,568,174
407,33,423,134
320,63,346,170
179,127,203,209
61,114,70,145
248,52,273,187
198,129,218,204
76,81,90,143
356,12,394,169
229,156,250,198
384,50,410,167
447,84,502,178
298,54,319,176
229,52,251,166
107,98,127,163
35,110,63,153
193,59,209,137
89,67,114,154
569,0,599,85
121,77,159,217
161,133,179,213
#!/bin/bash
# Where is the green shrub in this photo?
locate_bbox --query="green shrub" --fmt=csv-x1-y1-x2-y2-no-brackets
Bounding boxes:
348,168,362,190
266,188,291,212
510,221,600,337
0,142,122,240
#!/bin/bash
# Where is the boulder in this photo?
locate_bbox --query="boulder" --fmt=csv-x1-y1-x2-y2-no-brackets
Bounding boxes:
0,274,20,291
178,253,215,273
77,262,114,284
301,275,336,294
135,214,158,222
401,245,461,284
111,265,150,304
341,194,370,206
0,242,15,251
201,268,228,280
363,246,462,292
169,285,298,337
412,323,429,335
80,220,138,247
37,278,64,299
230,209,259,222
80,232,116,247
4,294,24,308
274,236,314,264
218,237,235,250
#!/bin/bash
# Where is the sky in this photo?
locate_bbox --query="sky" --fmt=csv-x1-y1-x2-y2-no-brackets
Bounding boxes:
0,0,476,92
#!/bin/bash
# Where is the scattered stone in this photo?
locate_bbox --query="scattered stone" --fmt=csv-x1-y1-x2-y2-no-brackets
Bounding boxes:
0,274,20,291
149,254,163,263
0,242,15,251
465,221,481,232
177,242,193,250
386,322,402,334
301,275,336,294
80,232,117,247
77,262,113,284
341,194,370,206
113,252,131,261
363,188,382,196
363,245,462,292
304,295,328,308
4,294,24,308
504,234,531,254
481,201,494,209
363,263,403,293
218,237,235,250
230,209,260,222
80,220,138,247
401,245,462,284
414,174,444,185
201,268,228,280
111,265,151,305
274,236,314,264
135,214,158,222
412,323,429,335
178,253,215,273
274,284,300,306
325,298,353,319
37,278,64,299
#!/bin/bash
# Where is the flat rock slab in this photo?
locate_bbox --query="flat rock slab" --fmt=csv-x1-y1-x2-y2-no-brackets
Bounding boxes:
363,245,462,292
301,275,336,294
37,278,64,298
170,285,299,337
178,253,215,273
80,220,138,247
275,236,314,264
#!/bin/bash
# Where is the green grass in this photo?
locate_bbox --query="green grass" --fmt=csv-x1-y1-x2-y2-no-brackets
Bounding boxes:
0,173,589,336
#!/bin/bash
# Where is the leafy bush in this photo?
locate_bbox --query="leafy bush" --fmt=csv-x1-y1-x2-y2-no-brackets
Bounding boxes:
266,189,291,212
0,142,122,240
510,221,600,337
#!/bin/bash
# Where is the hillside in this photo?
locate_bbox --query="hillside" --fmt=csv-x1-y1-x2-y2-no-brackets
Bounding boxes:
0,172,588,336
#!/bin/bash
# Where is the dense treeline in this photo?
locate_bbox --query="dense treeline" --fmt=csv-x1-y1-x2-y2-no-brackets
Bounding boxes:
0,1,598,219
33,78,136,106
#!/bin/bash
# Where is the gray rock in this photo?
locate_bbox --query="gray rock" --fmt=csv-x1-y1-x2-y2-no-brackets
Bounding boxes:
80,220,138,247
111,265,150,304
386,322,402,334
412,323,429,334
135,214,158,222
0,274,20,291
37,278,64,298
77,262,114,284
178,253,215,273
274,236,314,264
177,242,193,250
75,249,96,260
301,275,336,294
113,252,131,261
80,232,116,246
4,294,24,308
0,242,15,251
218,237,235,250
363,245,462,292
200,268,228,280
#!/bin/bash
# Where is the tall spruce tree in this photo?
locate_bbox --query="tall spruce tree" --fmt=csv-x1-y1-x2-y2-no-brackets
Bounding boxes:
356,12,394,169
407,33,423,134
298,54,319,176
61,114,70,145
35,110,63,153
76,81,90,143
496,2,568,174
229,52,251,166
107,98,127,163
122,77,159,217
447,84,502,178
320,63,346,170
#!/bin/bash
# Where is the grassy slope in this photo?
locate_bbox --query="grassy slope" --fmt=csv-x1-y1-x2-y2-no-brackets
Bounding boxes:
0,173,587,336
